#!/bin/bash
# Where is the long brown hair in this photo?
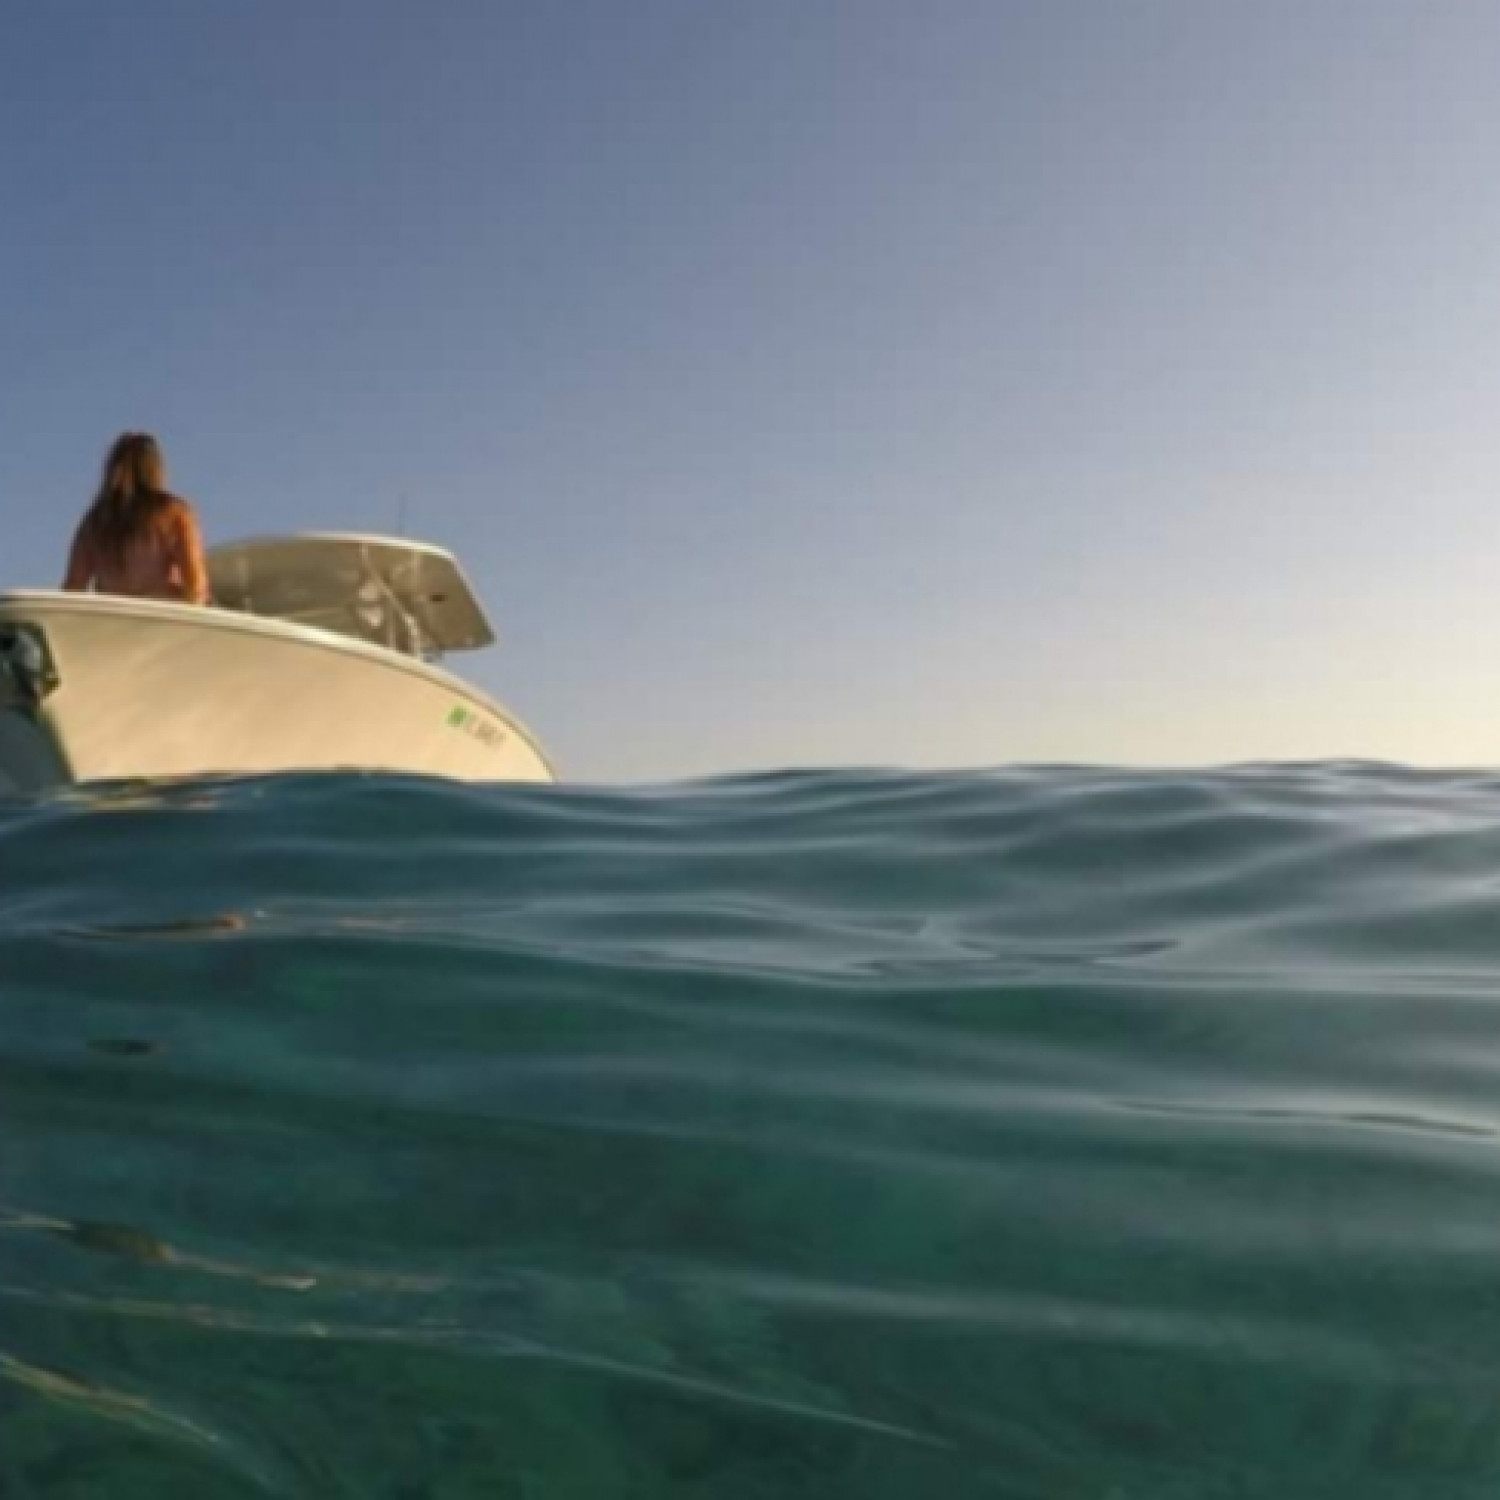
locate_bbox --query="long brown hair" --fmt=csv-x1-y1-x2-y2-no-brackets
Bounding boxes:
86,432,177,561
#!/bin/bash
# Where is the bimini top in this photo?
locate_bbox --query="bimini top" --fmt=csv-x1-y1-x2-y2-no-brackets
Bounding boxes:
206,533,496,657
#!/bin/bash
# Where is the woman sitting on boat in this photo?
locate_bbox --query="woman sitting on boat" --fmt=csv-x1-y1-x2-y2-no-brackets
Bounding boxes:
63,432,209,604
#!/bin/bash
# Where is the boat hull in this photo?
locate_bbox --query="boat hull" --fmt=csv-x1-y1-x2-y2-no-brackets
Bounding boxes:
0,593,555,794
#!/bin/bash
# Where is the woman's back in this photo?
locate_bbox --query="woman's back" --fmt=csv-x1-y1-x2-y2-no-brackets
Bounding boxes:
64,434,208,605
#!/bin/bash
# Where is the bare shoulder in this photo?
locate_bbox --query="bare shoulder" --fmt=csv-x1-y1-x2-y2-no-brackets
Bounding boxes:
63,515,97,589
164,493,203,536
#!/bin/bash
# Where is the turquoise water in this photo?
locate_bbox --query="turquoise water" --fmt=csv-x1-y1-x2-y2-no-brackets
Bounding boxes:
9,765,1500,1496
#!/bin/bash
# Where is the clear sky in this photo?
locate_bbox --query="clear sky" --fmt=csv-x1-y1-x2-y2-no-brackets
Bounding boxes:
5,3,1500,782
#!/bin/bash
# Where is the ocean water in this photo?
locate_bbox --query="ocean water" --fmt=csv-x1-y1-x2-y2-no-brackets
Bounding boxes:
8,765,1500,1497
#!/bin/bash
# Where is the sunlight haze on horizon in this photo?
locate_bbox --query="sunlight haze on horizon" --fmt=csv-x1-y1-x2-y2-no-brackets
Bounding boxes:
4,3,1500,782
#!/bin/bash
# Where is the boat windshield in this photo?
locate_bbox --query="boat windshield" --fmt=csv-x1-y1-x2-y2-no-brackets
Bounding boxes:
206,535,495,658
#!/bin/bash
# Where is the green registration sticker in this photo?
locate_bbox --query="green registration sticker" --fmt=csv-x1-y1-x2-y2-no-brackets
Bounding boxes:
447,706,468,728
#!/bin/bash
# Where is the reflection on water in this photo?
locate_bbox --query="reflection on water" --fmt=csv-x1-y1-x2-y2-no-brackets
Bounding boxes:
7,765,1500,1495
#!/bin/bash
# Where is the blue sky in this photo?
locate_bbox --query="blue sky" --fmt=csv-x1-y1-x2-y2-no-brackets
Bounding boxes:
5,3,1500,781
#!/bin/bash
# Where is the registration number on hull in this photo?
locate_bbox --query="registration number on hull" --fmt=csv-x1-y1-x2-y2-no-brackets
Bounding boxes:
446,705,507,751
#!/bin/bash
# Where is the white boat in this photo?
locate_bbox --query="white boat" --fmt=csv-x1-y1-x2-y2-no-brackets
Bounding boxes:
0,533,556,795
